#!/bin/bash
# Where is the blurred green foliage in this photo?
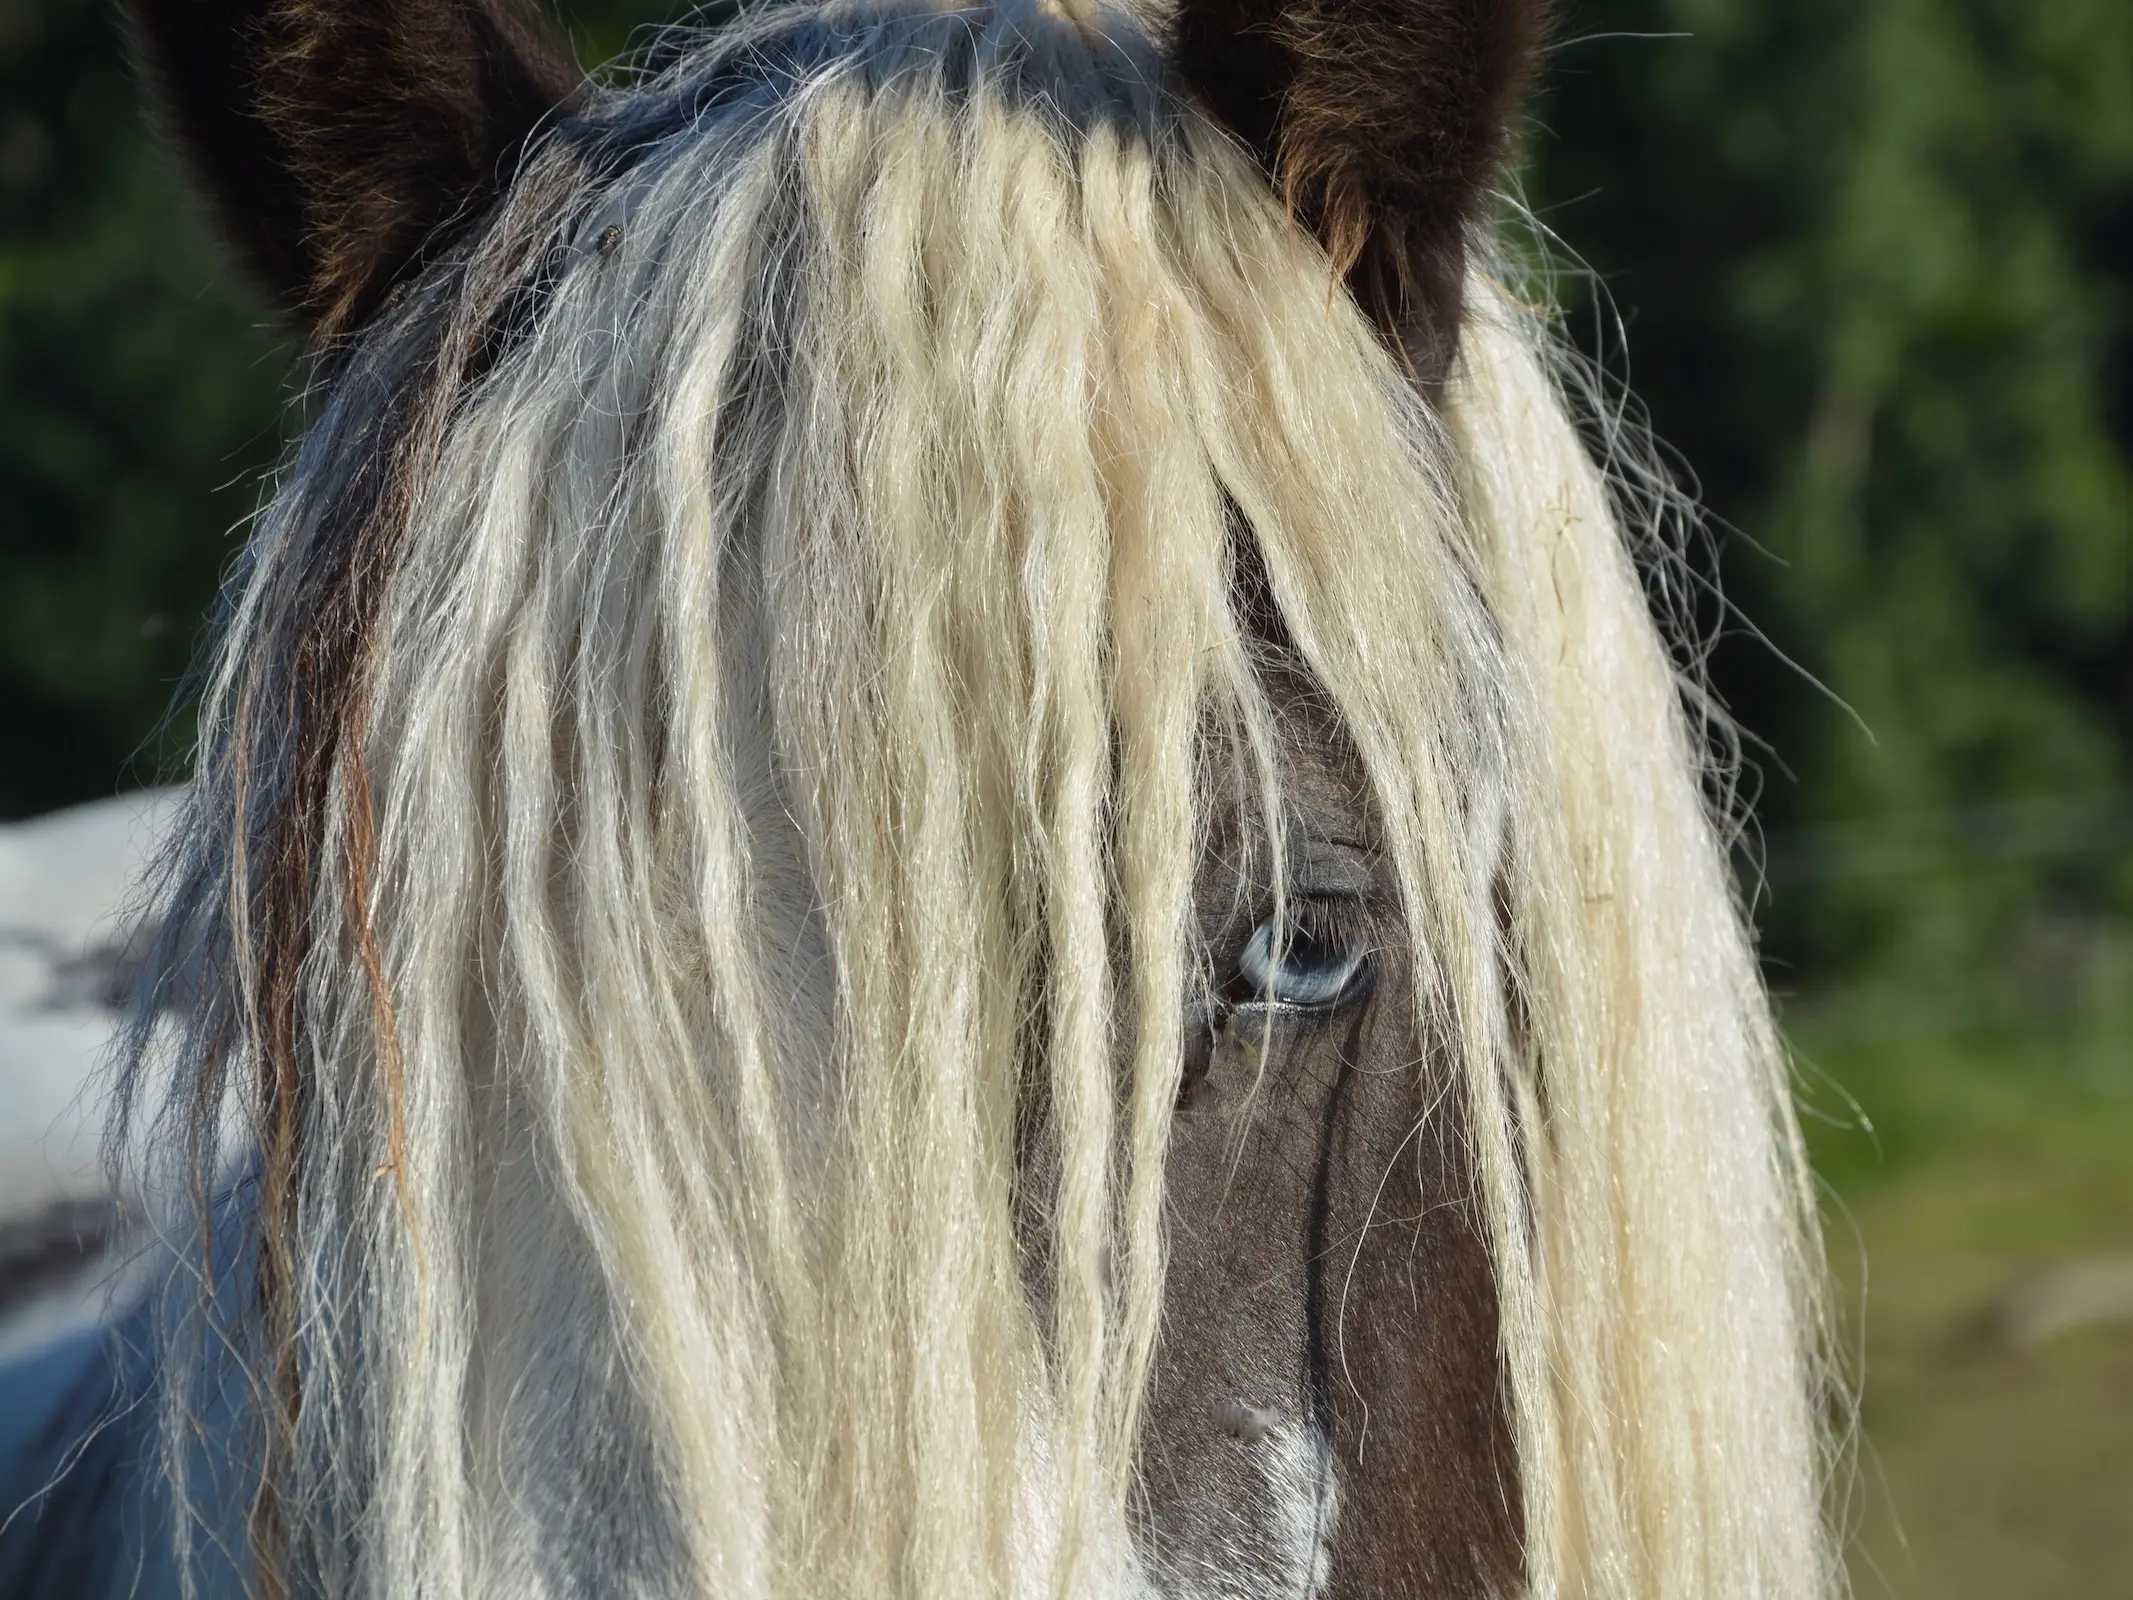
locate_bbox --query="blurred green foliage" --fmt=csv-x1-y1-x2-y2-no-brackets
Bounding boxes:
1791,979,2133,1598
1532,0,2133,980
4,0,2129,988
0,0,290,813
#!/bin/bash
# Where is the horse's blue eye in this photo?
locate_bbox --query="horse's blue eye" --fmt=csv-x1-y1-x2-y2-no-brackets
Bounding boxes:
1235,908,1370,1009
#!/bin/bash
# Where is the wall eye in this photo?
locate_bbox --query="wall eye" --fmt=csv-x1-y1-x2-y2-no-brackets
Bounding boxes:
1234,900,1373,1011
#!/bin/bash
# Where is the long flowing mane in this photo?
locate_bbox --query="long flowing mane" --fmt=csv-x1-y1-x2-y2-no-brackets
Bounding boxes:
98,2,1838,1594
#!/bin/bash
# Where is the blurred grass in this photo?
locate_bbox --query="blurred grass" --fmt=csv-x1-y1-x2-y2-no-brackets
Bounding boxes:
1788,922,2133,1598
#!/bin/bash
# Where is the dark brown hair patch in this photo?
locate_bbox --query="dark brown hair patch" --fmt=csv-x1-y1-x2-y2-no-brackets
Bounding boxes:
127,0,584,341
1170,0,1549,387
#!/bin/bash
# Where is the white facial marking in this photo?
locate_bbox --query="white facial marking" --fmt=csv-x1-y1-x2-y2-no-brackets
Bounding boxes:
1176,1401,1337,1599
1266,1419,1339,1599
1217,1399,1276,1443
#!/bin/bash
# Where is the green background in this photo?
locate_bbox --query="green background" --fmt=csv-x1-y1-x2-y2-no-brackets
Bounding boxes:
3,0,2127,1589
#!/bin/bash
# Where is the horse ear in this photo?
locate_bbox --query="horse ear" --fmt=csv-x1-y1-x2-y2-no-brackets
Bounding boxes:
1170,0,1548,387
127,0,584,340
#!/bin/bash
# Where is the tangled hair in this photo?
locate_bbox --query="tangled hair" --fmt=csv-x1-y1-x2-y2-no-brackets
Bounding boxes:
114,3,1839,1594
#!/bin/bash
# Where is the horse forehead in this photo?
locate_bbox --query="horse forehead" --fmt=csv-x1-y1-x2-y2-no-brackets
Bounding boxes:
560,8,1172,167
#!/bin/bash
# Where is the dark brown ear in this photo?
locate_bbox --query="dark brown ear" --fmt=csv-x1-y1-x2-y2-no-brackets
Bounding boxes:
128,0,584,341
1170,0,1547,388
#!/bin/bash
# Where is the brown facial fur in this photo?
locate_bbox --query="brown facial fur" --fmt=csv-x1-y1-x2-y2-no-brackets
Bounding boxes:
126,0,583,341
1168,0,1548,389
1141,680,1522,1594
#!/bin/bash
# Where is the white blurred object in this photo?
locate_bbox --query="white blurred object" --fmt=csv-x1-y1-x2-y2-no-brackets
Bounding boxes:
0,790,182,1358
1990,1254,2133,1348
0,789,182,1214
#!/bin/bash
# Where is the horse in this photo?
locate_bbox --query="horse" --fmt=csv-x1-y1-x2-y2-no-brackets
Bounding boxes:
0,0,1843,1593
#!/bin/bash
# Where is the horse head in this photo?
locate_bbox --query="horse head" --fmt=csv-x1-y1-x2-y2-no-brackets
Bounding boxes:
0,1,1837,1595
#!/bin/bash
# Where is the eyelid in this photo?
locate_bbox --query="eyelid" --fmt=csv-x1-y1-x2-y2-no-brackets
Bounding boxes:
1280,842,1377,900
1285,895,1377,968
